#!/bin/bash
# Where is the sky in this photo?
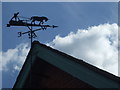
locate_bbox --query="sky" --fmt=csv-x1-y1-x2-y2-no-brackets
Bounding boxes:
1,2,119,88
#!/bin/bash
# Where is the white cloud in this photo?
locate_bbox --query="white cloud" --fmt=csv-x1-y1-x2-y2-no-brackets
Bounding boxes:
1,43,30,72
1,23,118,77
47,23,118,76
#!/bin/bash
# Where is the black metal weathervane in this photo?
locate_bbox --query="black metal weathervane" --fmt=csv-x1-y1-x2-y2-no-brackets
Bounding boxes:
7,12,58,46
7,12,58,87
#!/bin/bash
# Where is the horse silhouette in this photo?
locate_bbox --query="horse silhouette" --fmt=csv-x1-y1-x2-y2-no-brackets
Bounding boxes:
31,16,48,25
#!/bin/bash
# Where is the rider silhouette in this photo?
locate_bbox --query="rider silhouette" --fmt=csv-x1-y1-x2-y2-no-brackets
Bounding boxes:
11,12,19,21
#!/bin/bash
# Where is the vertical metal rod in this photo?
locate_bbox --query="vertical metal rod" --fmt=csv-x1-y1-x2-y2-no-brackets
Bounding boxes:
27,25,33,47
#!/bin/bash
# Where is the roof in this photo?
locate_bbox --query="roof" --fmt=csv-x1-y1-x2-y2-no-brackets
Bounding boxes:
13,41,120,88
18,56,94,88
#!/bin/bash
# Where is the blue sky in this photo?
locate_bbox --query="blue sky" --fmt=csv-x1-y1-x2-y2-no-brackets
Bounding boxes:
2,2,117,51
2,2,118,88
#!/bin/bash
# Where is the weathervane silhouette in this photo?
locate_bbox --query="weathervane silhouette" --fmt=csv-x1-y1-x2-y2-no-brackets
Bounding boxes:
7,12,58,87
7,12,58,46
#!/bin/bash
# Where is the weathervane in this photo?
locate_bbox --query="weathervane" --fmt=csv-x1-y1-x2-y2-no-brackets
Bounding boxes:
7,12,58,46
7,12,58,87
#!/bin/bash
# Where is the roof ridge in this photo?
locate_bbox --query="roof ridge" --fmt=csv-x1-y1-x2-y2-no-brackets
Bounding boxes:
32,41,120,83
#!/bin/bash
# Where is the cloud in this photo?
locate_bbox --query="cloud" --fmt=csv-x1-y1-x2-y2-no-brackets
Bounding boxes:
1,23,118,77
1,43,30,72
47,23,118,76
